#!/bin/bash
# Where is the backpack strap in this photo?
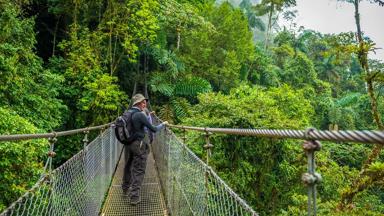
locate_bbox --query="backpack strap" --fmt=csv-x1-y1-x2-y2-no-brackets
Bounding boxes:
126,108,141,142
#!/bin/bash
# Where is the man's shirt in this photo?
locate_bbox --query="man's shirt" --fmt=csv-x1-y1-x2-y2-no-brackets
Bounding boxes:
130,107,164,141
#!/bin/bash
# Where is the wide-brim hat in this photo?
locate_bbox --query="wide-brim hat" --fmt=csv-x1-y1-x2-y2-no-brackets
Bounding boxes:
132,94,148,106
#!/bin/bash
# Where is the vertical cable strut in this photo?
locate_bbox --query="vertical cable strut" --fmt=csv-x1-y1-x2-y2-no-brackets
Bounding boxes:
83,128,89,149
204,130,213,166
182,126,186,144
302,128,322,216
44,132,57,179
203,130,213,215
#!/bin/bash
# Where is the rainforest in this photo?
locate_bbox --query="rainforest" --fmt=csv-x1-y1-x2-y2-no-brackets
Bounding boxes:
0,0,383,215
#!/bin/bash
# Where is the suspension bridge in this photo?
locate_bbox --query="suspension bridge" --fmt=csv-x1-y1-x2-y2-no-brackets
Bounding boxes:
0,116,383,216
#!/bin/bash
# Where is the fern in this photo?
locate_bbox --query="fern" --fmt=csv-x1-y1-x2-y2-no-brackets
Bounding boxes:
171,97,191,122
377,85,384,97
335,92,362,107
158,104,174,124
149,72,174,96
375,71,384,83
262,65,281,87
248,15,265,31
151,46,184,78
174,77,212,97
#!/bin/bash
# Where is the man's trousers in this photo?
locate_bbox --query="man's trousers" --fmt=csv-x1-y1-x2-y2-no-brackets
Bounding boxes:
122,139,149,199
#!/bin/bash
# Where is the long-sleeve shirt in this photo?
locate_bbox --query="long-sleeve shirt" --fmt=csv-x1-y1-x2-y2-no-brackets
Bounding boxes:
130,107,164,141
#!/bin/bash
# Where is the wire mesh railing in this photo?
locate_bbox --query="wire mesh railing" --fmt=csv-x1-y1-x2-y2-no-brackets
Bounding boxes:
152,118,258,216
0,126,122,216
167,124,384,216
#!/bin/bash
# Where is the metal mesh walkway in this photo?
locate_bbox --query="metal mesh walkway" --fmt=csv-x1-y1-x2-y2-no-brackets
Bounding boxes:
101,147,167,216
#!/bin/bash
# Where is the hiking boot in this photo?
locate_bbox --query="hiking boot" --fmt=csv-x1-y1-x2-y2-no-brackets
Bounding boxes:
122,187,130,196
130,196,141,205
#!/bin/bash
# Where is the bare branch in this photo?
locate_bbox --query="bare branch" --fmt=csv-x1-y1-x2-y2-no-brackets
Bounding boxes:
372,0,384,6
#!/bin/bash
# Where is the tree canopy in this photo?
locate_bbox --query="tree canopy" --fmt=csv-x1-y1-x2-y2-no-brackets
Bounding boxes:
0,0,383,214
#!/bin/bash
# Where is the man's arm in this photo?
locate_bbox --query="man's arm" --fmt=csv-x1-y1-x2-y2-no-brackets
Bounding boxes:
138,112,165,132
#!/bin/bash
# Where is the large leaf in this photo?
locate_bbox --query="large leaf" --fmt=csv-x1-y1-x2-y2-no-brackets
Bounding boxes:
170,97,191,122
149,72,174,96
248,15,265,31
158,103,174,124
335,92,362,107
151,47,184,78
174,77,212,97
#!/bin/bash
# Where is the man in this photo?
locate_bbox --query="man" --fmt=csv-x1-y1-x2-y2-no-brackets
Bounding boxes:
122,93,167,205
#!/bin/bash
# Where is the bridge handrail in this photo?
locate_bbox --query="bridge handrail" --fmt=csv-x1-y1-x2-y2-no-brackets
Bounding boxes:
0,123,111,141
0,126,122,216
169,124,384,144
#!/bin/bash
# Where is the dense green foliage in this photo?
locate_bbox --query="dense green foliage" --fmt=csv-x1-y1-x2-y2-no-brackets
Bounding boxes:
0,2,66,130
182,85,313,213
0,0,383,214
0,107,47,211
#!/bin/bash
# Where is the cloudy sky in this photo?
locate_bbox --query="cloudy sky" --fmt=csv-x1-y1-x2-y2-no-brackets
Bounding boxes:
284,0,384,61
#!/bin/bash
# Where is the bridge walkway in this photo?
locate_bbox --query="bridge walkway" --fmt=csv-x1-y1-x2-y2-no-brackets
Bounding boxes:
102,147,167,216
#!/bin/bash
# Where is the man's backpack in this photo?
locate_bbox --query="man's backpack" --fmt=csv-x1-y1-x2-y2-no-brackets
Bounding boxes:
114,109,138,145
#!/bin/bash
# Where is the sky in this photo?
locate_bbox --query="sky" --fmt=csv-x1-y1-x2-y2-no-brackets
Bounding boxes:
282,0,384,61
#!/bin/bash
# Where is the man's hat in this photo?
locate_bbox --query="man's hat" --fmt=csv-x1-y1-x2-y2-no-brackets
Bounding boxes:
132,94,148,106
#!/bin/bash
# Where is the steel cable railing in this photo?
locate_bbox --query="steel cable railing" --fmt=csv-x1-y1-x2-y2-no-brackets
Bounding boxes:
0,125,122,216
168,125,384,144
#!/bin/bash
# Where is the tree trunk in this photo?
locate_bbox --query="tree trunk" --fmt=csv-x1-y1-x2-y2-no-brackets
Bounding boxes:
176,21,181,50
111,35,118,75
264,4,274,50
74,1,78,28
177,31,181,50
52,17,60,56
98,0,102,24
367,78,384,130
144,52,151,109
353,0,382,130
144,73,150,108
109,27,113,75
354,0,363,42
133,80,138,96
108,0,114,75
129,80,138,108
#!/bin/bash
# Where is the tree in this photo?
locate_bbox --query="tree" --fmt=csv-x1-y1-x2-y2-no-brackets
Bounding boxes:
254,0,296,49
181,84,316,215
158,0,206,50
0,0,66,130
281,52,317,87
336,0,384,209
180,2,254,92
0,108,48,212
239,0,266,31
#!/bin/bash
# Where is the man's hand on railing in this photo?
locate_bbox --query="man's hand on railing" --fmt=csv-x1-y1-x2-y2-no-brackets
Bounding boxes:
163,121,169,126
